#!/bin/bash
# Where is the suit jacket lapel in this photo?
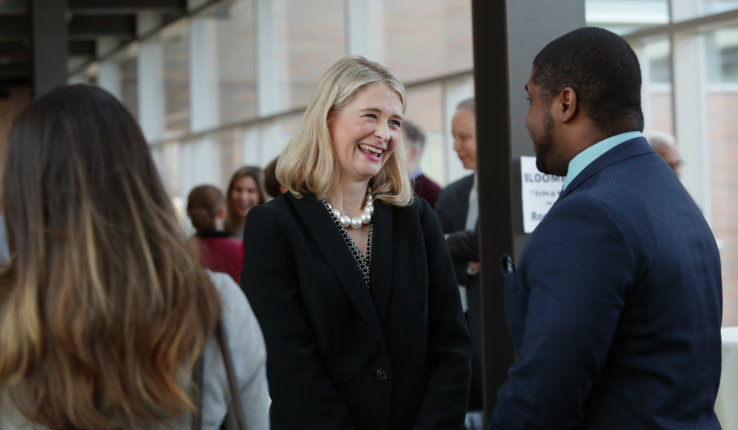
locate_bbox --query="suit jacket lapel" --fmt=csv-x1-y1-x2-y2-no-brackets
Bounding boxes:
287,192,385,341
455,175,474,231
369,199,392,325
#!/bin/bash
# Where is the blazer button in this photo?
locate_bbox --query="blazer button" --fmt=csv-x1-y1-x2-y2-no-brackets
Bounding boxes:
376,369,389,381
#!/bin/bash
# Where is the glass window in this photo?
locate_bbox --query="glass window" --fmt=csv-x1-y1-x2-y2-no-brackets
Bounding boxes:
405,83,446,186
704,25,738,325
706,25,738,83
376,0,473,83
673,0,738,21
97,45,139,119
162,22,191,138
586,0,669,34
639,37,674,134
274,0,346,110
196,0,258,126
152,140,182,198
119,46,139,120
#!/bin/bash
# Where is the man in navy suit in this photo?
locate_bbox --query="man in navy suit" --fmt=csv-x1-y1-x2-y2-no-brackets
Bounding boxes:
491,27,723,428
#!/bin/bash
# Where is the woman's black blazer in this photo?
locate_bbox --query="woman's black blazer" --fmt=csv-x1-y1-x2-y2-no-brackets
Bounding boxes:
241,192,471,429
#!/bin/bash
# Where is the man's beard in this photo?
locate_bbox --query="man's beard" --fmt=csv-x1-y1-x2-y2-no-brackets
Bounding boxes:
534,112,556,174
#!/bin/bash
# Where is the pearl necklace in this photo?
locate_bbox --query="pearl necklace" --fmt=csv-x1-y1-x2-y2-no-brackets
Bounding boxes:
324,192,374,229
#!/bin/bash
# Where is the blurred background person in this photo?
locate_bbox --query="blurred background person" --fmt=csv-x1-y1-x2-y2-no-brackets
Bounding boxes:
242,56,471,429
225,165,266,240
0,85,268,430
187,184,243,283
434,97,483,413
401,119,441,208
648,131,682,178
263,156,287,199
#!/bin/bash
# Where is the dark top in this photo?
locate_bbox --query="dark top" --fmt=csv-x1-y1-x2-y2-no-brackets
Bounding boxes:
195,231,243,283
436,173,476,286
412,173,442,209
242,192,471,429
492,137,723,428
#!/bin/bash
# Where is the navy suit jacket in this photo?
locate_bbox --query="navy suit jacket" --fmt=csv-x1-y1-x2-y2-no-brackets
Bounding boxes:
242,192,471,429
492,137,723,428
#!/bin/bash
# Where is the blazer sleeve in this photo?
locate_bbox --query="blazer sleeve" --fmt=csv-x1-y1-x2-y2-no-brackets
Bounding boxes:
445,223,479,263
434,186,457,234
413,200,472,429
491,196,635,427
241,204,356,429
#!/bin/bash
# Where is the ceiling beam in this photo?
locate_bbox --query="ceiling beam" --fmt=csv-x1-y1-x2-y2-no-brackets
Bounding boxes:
0,0,27,14
0,15,29,41
68,15,136,40
69,40,96,57
68,0,186,15
0,61,31,79
0,41,30,57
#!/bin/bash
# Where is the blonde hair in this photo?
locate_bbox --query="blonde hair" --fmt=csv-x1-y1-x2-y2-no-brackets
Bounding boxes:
276,56,413,206
0,85,220,429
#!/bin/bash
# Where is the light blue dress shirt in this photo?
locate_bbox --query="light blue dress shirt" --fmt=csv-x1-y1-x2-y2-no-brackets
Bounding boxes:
562,131,643,190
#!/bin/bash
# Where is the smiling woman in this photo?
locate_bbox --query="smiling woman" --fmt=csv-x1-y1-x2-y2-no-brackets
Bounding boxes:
241,55,472,429
224,165,266,240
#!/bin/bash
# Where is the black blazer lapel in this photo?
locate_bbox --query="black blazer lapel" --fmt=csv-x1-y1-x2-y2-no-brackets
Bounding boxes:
369,199,392,325
287,192,385,341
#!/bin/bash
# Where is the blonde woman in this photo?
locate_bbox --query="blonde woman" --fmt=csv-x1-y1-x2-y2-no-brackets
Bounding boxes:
242,56,471,429
0,85,268,429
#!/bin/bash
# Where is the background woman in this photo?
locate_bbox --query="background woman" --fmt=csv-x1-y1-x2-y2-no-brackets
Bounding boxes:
0,85,268,429
187,184,243,283
225,166,266,240
242,56,471,429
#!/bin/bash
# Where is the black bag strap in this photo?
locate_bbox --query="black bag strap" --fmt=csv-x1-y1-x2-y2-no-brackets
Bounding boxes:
191,318,247,430
191,354,205,430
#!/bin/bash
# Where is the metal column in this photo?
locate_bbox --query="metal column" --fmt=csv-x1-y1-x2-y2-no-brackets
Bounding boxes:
470,0,585,422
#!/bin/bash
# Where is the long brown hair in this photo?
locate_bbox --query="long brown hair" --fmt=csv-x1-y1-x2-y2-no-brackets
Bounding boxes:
224,165,265,235
0,85,220,429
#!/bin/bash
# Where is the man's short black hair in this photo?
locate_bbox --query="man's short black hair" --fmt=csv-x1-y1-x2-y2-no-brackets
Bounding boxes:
532,26,644,134
402,119,426,150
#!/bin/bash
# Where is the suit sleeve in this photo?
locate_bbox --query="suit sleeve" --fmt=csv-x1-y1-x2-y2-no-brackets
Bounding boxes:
491,197,635,428
445,224,479,263
241,204,356,429
413,200,472,429
435,187,456,234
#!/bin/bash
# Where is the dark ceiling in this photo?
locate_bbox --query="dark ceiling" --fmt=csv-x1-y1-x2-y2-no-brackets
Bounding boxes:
0,0,188,97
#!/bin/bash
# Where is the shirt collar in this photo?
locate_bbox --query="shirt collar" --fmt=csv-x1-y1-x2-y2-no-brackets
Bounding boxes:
562,131,642,190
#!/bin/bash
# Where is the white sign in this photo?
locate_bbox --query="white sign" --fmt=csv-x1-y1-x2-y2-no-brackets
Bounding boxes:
520,156,565,233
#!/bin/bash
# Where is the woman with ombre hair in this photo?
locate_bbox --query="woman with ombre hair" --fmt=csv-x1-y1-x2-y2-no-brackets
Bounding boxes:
242,56,471,429
0,85,268,430
224,166,266,240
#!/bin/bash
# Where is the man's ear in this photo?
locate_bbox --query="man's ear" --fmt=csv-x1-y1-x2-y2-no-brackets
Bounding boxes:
557,87,578,123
